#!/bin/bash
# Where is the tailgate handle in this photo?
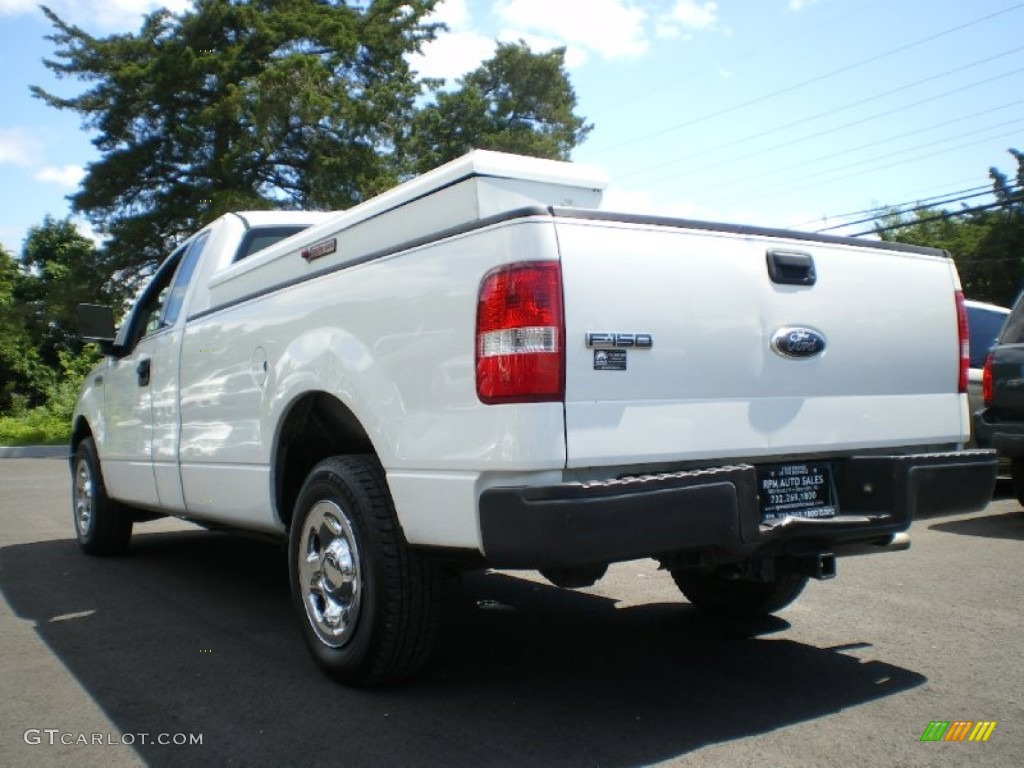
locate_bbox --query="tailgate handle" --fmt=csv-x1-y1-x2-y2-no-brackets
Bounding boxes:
767,250,816,286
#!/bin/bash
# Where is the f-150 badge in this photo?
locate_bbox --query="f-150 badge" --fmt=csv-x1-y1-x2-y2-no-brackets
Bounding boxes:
585,333,653,349
771,327,826,359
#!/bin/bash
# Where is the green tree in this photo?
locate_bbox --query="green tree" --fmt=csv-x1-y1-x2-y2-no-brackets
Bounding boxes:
0,246,44,413
407,41,592,175
979,149,1024,305
990,149,1024,210
33,3,591,289
33,0,443,285
0,219,107,416
879,150,1024,307
18,217,112,369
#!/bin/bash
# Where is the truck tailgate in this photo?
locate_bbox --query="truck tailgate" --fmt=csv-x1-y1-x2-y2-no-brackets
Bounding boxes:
556,214,966,468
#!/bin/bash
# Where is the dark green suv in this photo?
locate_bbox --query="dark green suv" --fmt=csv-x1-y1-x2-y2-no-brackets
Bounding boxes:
975,295,1024,505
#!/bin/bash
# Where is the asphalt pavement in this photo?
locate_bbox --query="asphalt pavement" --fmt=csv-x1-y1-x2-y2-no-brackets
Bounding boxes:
1,458,1022,767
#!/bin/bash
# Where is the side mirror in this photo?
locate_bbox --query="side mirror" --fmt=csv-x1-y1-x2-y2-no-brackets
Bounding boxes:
76,303,122,357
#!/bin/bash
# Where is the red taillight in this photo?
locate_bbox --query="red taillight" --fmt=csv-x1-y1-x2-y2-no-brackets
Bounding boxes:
476,262,564,404
955,290,969,394
983,352,994,405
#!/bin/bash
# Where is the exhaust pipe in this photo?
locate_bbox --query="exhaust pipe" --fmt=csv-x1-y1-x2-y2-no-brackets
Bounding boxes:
780,533,910,581
831,532,911,558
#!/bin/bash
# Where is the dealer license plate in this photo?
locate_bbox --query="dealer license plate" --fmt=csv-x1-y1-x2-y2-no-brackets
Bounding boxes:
757,462,838,522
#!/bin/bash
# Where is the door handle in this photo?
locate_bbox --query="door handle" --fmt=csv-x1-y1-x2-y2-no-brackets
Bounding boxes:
767,249,816,286
136,358,151,387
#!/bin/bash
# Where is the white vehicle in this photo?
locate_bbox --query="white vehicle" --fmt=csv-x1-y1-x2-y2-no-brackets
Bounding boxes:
71,150,996,685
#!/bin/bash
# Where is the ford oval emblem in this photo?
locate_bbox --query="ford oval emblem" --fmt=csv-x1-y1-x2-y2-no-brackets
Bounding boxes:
771,327,827,359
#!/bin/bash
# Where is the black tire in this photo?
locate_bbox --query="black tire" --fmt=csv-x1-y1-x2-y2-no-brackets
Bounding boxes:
288,455,440,686
672,569,808,619
71,437,133,555
1011,458,1024,507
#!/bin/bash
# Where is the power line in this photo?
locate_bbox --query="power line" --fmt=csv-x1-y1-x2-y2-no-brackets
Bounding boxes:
641,66,1024,195
585,0,889,115
654,108,1024,207
616,44,1024,184
716,127,1024,211
816,190,996,233
850,197,1021,237
815,185,1020,233
669,98,1024,199
578,3,1024,159
788,182,995,229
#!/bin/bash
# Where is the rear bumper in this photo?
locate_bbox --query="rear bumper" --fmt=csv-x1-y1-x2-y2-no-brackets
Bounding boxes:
479,451,997,569
974,409,1024,456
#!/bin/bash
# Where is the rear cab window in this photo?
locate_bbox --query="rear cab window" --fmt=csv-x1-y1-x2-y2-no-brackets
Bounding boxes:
233,226,310,263
968,304,1011,367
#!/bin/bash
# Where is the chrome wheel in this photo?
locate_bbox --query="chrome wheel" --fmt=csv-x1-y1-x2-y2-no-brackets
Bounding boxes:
289,456,441,684
71,438,132,555
298,499,363,648
74,457,95,537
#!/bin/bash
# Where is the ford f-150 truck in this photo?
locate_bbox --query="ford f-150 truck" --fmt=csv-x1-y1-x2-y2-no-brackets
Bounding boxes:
71,150,997,685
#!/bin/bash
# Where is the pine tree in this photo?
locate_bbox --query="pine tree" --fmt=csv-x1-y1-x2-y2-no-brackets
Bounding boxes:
33,0,443,282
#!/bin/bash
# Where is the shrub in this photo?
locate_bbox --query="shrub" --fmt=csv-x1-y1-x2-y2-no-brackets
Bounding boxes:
0,347,98,446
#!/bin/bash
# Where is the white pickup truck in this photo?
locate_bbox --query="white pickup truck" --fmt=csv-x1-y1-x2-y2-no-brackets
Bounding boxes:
71,150,996,685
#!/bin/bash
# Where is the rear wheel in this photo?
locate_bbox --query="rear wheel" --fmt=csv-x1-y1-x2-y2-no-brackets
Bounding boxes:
72,438,133,555
1011,458,1024,507
289,455,440,686
671,569,808,618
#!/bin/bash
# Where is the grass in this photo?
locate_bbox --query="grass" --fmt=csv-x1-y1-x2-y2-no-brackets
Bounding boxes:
0,408,71,446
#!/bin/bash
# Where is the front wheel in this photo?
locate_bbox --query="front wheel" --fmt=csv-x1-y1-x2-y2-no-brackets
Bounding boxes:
71,437,133,555
288,455,440,686
671,569,808,618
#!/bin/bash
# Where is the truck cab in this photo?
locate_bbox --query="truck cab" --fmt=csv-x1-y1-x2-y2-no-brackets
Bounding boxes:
74,211,330,514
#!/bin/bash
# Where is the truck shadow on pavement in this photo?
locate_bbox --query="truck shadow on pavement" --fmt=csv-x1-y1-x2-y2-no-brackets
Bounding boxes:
1,530,926,768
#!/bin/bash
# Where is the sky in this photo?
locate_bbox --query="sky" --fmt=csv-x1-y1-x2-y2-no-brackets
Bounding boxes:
0,0,1022,255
